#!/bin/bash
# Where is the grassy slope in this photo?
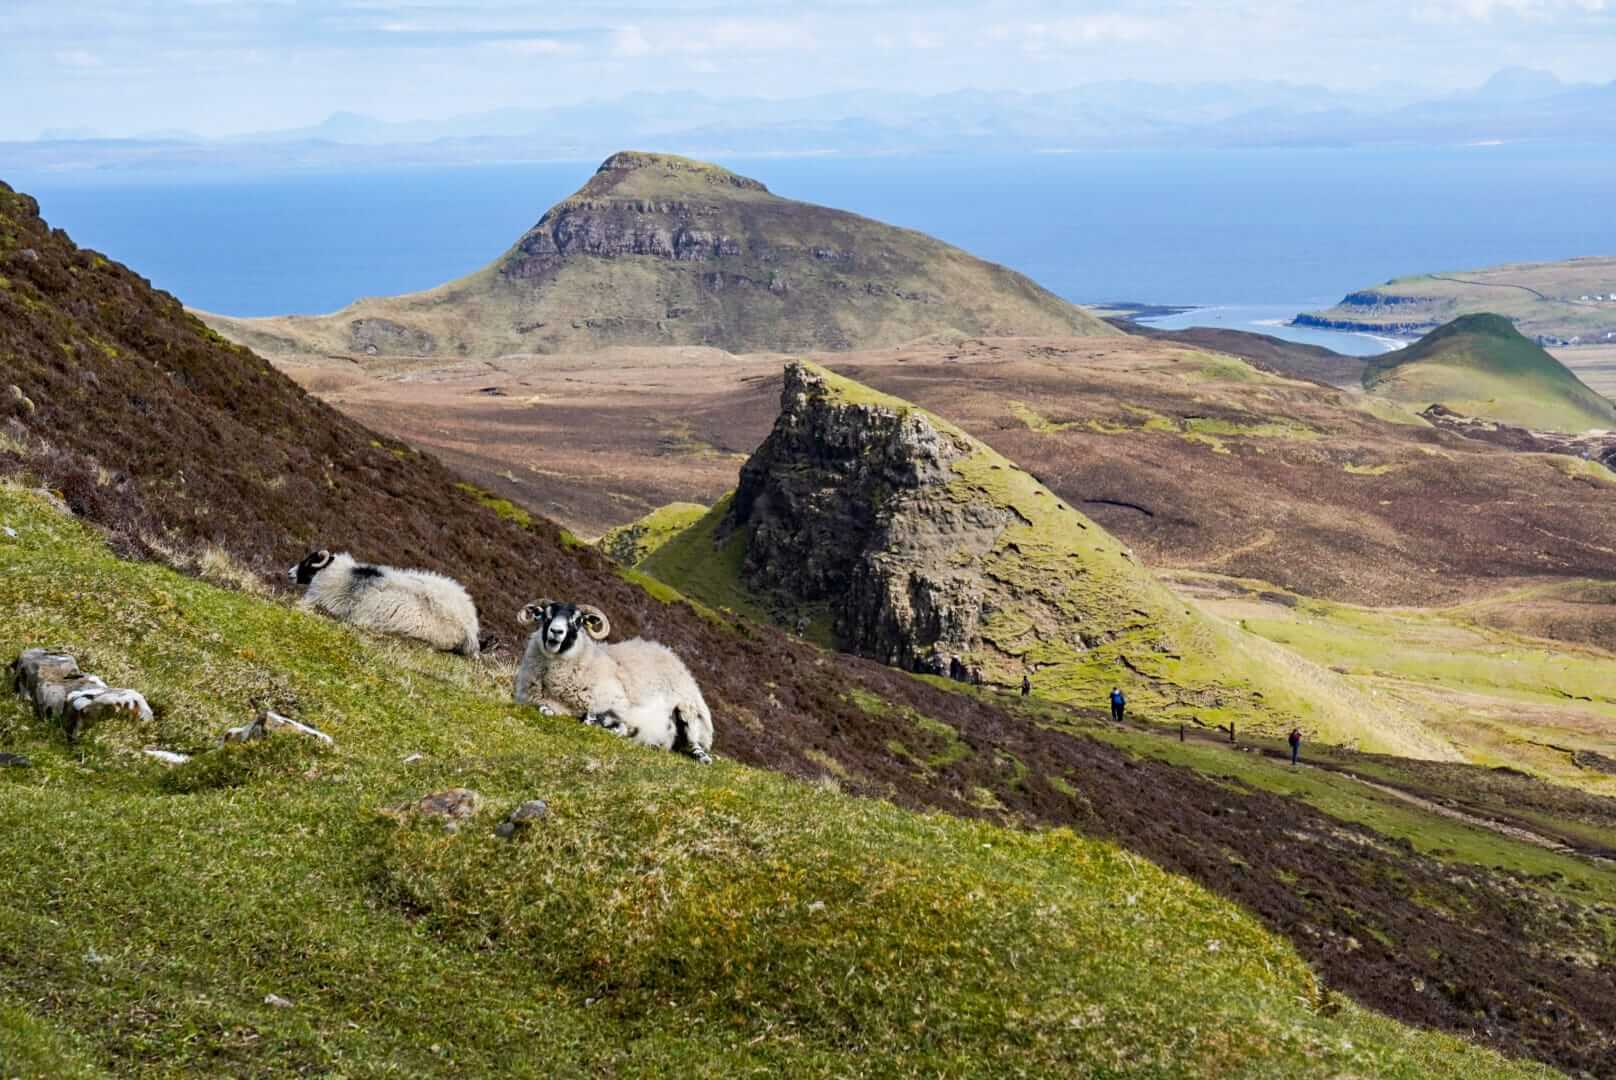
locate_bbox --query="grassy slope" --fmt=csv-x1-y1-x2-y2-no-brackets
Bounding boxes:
1178,572,1616,795
201,152,1116,359
599,501,709,567
1364,315,1616,433
0,486,1552,1079
641,363,1453,761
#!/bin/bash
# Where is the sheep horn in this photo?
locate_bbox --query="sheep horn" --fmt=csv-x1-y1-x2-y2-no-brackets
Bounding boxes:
577,604,611,640
517,600,555,626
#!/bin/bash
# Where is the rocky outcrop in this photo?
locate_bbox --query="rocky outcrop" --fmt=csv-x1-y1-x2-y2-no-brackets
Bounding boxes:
349,318,436,357
719,363,1173,681
720,364,992,673
1421,404,1616,467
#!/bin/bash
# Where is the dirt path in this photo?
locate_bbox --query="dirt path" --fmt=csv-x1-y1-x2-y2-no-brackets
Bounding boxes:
1123,716,1616,864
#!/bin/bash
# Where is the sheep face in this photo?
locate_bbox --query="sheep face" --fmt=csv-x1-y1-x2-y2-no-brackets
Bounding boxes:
290,549,333,584
519,601,609,656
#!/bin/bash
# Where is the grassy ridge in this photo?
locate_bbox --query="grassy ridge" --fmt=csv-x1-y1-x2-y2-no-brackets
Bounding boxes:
1364,314,1616,433
0,485,1557,1078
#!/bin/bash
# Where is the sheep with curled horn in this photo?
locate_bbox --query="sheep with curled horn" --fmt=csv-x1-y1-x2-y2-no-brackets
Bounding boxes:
289,549,481,656
514,599,714,763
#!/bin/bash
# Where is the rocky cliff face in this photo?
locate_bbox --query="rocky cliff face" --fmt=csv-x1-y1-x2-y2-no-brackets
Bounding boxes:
720,363,990,673
720,362,1171,681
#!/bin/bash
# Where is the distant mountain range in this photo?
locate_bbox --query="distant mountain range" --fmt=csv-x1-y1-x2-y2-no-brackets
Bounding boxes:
6,68,1612,172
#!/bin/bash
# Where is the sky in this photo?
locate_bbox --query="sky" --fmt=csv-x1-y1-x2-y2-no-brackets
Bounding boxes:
5,0,1615,140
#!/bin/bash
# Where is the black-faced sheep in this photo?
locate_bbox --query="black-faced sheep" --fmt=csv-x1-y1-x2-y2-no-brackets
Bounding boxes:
289,550,480,656
514,600,713,763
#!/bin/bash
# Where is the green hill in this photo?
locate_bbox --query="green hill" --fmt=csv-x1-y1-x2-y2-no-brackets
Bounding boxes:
639,362,1454,760
1362,313,1616,433
0,484,1567,1079
202,151,1116,359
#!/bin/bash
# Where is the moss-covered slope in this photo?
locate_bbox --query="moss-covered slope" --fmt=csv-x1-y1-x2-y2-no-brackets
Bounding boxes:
1364,314,1616,433
0,485,1566,1079
202,151,1117,358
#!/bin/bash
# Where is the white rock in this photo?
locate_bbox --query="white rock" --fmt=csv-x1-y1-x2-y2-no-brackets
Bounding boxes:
142,749,191,766
261,710,334,745
263,993,294,1008
219,709,333,748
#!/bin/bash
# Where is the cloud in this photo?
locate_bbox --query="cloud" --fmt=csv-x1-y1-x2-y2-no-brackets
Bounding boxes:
608,16,808,59
1415,0,1607,18
610,24,652,57
1020,14,1172,47
493,37,577,56
54,49,102,68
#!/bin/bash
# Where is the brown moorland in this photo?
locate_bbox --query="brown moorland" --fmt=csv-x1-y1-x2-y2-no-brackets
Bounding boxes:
295,333,1616,619
5,180,1616,1074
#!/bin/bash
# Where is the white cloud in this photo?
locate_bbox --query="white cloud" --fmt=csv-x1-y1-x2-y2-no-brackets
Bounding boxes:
610,25,652,57
1021,14,1172,47
54,49,101,68
1415,0,1606,18
494,38,576,56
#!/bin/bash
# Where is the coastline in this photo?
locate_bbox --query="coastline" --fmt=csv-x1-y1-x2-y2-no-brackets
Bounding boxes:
1131,303,1402,357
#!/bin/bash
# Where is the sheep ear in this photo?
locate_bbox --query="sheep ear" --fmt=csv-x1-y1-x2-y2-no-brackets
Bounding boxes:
578,604,611,641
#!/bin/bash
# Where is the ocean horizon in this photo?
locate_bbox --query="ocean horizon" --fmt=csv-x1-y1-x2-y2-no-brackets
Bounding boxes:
9,141,1616,354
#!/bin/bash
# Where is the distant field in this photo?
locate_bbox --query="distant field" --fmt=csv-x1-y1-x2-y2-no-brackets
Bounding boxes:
1557,344,1616,398
1299,257,1616,347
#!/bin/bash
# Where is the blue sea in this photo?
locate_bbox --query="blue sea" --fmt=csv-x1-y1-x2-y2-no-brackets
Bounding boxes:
10,142,1616,356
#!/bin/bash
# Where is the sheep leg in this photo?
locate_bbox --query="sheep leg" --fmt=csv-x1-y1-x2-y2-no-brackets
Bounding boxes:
585,710,639,741
672,707,713,764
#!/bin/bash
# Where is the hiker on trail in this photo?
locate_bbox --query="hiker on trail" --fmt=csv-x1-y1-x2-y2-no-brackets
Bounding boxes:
1021,674,1031,697
1288,727,1302,766
1109,687,1125,723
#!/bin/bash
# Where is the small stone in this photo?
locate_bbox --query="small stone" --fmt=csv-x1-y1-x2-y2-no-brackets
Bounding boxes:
263,993,294,1008
509,799,548,823
10,648,82,699
386,788,483,832
141,749,190,767
495,798,548,839
2,526,15,538
402,752,425,765
0,752,31,768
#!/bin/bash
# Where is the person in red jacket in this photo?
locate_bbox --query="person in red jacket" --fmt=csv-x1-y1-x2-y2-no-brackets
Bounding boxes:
1288,728,1302,766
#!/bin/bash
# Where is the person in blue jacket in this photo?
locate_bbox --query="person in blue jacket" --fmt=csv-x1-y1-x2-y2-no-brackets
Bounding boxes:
1109,686,1126,723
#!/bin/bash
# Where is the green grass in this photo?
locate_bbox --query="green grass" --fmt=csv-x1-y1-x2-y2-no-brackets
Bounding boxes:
0,485,1559,1076
599,501,710,568
638,492,838,647
1079,724,1616,906
455,481,534,527
1363,314,1616,433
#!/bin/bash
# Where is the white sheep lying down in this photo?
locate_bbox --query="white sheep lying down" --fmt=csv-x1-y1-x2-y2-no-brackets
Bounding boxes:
290,550,480,656
514,600,714,763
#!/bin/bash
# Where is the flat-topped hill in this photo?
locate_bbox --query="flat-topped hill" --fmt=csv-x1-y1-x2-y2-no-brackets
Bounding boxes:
1297,256,1616,345
202,151,1115,358
1364,314,1616,433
